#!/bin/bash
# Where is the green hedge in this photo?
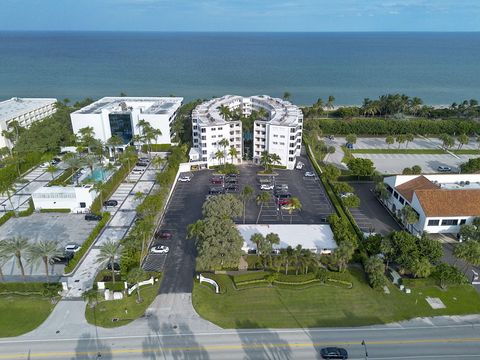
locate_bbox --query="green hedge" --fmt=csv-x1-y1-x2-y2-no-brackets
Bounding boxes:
141,144,172,152
39,208,71,213
103,282,126,292
48,168,76,186
231,271,269,285
18,198,34,217
63,212,111,274
0,282,61,297
0,211,14,226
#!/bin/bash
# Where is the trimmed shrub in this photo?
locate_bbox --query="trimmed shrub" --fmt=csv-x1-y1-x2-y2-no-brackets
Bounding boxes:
0,282,61,297
18,198,34,217
39,208,71,213
0,211,14,226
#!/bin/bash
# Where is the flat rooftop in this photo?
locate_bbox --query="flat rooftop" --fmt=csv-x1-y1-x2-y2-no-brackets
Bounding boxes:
237,224,336,253
0,97,57,123
73,97,183,116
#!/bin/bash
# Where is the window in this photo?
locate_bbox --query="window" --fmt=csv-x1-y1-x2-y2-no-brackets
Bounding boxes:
399,197,405,205
290,136,295,140
211,135,216,138
428,220,440,226
280,135,285,138
273,142,278,145
280,142,285,145
289,150,294,154
288,157,294,161
80,202,86,208
290,128,295,133
211,128,216,131
193,125,198,130
393,191,399,199
193,139,198,143
441,219,458,226
202,150,207,155
201,128,206,133
218,127,222,130
201,136,206,140
460,219,467,225
193,132,198,137
108,113,132,144
202,157,207,161
273,134,278,138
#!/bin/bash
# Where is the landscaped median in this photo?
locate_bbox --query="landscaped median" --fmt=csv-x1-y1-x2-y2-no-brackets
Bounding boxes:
350,148,480,155
192,268,480,328
0,283,61,337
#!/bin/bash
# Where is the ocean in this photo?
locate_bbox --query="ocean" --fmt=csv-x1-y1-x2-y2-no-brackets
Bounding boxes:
0,32,479,105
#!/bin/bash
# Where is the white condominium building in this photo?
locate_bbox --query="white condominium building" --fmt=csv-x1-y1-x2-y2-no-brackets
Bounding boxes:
70,97,183,146
189,95,303,169
0,97,57,149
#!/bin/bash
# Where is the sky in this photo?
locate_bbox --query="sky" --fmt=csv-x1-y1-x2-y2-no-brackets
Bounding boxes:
1,0,479,32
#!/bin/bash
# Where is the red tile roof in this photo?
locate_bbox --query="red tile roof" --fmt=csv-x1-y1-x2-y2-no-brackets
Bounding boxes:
396,176,439,202
414,189,480,217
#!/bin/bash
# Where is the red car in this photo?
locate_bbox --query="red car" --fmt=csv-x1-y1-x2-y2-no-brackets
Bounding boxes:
210,176,224,185
155,230,172,240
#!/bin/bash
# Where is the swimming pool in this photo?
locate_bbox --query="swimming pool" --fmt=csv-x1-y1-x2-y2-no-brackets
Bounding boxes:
85,168,110,182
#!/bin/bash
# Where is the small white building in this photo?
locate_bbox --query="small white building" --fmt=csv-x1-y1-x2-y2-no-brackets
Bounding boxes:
237,224,337,254
32,184,97,213
70,97,183,147
0,97,57,149
190,95,303,169
383,174,480,235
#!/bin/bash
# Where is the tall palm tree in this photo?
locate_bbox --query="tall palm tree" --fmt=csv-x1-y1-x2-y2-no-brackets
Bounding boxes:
259,151,272,171
270,153,281,167
83,155,98,173
2,236,30,280
214,150,224,166
27,240,63,282
326,95,336,116
96,240,120,284
217,105,231,121
301,249,316,274
127,268,147,303
46,164,58,181
228,146,239,164
240,185,254,224
293,244,303,275
250,233,264,256
151,156,165,170
288,197,302,224
256,191,271,224
0,253,8,282
0,183,17,216
90,181,105,210
64,155,85,185
106,135,124,161
218,138,229,167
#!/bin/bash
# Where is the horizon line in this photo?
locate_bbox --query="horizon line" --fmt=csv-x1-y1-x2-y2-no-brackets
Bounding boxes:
0,30,479,33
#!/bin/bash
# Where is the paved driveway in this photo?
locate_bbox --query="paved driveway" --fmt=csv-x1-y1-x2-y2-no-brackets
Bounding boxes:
349,182,402,236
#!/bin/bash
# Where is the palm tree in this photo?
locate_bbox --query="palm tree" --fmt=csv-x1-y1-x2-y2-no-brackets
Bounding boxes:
282,92,291,101
288,197,302,224
0,253,8,282
27,240,63,282
396,134,407,149
457,134,469,150
82,289,99,309
293,244,303,275
405,133,414,149
187,219,205,241
270,153,281,168
0,182,16,216
96,240,120,284
83,155,98,173
64,155,85,185
151,156,165,170
46,164,58,180
90,181,105,209
301,250,316,274
256,191,271,224
260,151,272,171
106,135,124,161
218,138,229,167
250,233,264,256
400,205,419,232
385,136,395,149
326,95,336,117
127,268,147,303
217,105,231,121
214,150,224,166
2,236,30,280
240,185,254,224
228,146,239,164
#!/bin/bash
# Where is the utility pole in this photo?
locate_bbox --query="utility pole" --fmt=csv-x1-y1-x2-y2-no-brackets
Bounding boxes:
361,340,369,359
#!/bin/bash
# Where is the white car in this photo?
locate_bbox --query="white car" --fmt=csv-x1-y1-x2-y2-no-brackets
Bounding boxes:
296,161,304,170
65,244,81,253
150,245,169,254
304,171,315,177
178,176,192,182
339,192,354,198
39,162,49,168
260,184,274,190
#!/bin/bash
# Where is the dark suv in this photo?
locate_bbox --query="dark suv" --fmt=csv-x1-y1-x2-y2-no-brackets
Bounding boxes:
320,347,348,359
103,199,118,207
209,187,225,195
49,252,74,265
85,213,102,221
155,229,173,240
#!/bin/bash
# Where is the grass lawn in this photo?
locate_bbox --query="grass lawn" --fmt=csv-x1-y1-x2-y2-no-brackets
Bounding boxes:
0,295,57,337
85,281,160,328
192,268,480,328
350,148,480,155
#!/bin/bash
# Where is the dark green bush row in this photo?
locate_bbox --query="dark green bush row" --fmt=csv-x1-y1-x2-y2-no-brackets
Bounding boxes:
64,212,111,274
314,118,480,136
0,152,42,190
48,168,76,186
0,282,61,297
40,208,71,213
231,271,268,285
141,144,172,152
0,211,14,226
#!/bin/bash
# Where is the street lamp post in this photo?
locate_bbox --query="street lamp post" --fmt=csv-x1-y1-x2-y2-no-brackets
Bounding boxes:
361,340,368,359
1,204,6,213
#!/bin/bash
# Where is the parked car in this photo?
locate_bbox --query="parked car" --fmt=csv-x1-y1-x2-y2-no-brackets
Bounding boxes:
132,168,144,174
296,161,304,170
150,245,169,254
304,171,316,177
156,229,172,240
106,262,120,271
339,192,354,199
209,187,225,195
320,347,348,359
50,158,61,165
345,142,354,149
438,165,452,172
327,135,335,140
49,252,74,265
281,203,294,211
39,162,49,168
136,162,148,167
260,184,274,190
225,178,238,185
64,243,81,253
274,185,289,195
103,199,118,207
85,213,102,221
226,173,238,178
178,175,192,182
225,184,239,192
258,177,273,185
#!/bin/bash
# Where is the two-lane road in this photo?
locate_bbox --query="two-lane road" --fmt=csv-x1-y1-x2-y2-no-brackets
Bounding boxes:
1,321,479,359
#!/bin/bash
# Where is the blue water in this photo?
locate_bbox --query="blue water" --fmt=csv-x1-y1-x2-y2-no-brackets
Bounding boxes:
86,168,108,182
0,32,479,105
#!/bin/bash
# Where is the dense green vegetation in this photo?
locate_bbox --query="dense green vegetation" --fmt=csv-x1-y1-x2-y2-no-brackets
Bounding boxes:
192,268,480,328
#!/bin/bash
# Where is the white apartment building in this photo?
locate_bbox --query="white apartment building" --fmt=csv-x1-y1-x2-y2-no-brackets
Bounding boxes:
70,97,183,147
189,95,303,169
382,174,480,236
0,97,57,149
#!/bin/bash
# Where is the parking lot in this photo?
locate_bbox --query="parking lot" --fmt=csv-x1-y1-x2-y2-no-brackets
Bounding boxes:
0,213,97,279
348,182,401,236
